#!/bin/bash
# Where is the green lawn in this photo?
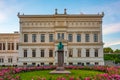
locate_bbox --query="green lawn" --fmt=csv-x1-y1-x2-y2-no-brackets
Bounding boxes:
16,70,104,80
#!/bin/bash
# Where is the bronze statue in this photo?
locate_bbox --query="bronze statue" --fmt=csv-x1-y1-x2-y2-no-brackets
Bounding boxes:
57,42,64,50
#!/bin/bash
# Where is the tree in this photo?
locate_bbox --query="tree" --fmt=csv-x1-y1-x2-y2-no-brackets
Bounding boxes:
114,49,120,53
104,47,113,53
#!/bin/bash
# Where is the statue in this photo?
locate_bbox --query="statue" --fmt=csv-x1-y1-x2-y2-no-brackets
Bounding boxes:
57,42,64,50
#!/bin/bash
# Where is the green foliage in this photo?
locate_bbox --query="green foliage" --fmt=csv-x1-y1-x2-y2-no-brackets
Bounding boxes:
104,47,113,53
15,70,103,80
114,49,120,53
104,54,120,63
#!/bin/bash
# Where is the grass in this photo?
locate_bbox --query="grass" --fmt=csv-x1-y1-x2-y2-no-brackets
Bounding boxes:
15,70,104,80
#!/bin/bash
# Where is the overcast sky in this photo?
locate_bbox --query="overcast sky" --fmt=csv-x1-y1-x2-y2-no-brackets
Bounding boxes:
0,0,120,49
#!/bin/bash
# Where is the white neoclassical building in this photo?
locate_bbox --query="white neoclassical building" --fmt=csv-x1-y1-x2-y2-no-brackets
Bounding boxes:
0,32,19,66
17,9,104,66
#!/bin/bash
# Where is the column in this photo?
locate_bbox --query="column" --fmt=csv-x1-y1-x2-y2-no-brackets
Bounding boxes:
81,48,85,57
36,48,40,57
90,32,93,43
5,41,7,51
14,42,16,50
90,48,94,57
37,33,40,42
81,33,85,43
45,33,49,43
73,33,76,43
29,33,32,43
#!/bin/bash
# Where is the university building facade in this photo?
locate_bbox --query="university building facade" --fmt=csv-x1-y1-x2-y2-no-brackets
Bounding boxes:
18,10,104,66
0,10,104,66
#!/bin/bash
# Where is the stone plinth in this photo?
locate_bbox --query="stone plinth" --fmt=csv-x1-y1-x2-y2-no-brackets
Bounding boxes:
49,70,71,74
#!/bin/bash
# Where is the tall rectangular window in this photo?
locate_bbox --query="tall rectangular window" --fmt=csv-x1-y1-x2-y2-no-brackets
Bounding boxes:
24,34,28,42
24,50,27,57
0,58,4,63
41,50,44,57
95,49,98,57
49,50,53,57
86,49,90,57
32,34,36,42
0,43,2,50
85,34,89,42
8,58,12,63
68,34,73,42
41,34,45,42
3,43,5,50
12,43,14,50
57,33,61,40
16,43,19,50
94,34,98,42
49,34,53,42
69,49,73,57
78,49,81,57
62,33,64,39
77,34,81,42
32,50,36,57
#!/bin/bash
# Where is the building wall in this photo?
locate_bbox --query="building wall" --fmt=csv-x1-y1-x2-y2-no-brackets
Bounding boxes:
0,33,19,66
18,12,104,66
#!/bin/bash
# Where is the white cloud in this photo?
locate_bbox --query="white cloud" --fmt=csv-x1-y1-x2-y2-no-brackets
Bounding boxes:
103,23,120,35
104,41,120,47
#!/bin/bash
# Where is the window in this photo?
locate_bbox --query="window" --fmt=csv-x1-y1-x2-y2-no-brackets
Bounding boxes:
86,62,90,65
23,63,27,65
95,62,99,65
62,33,64,39
57,33,61,40
86,49,90,57
77,34,81,42
8,58,12,63
85,34,89,42
41,50,44,57
41,63,44,66
68,34,73,42
49,63,53,65
94,34,98,42
0,43,2,50
24,34,28,42
0,58,4,63
32,50,36,57
32,34,36,42
78,62,81,65
69,62,73,65
95,49,98,57
49,50,53,57
16,43,19,50
32,63,36,66
24,50,27,57
3,43,5,50
69,49,73,57
78,49,81,57
49,34,53,42
41,34,45,42
57,33,64,40
12,43,14,50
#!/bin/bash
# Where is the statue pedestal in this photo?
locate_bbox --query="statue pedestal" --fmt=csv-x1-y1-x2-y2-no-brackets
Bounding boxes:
57,50,64,71
50,50,71,74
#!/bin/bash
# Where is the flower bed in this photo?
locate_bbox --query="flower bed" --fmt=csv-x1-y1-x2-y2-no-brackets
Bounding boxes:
0,66,120,80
